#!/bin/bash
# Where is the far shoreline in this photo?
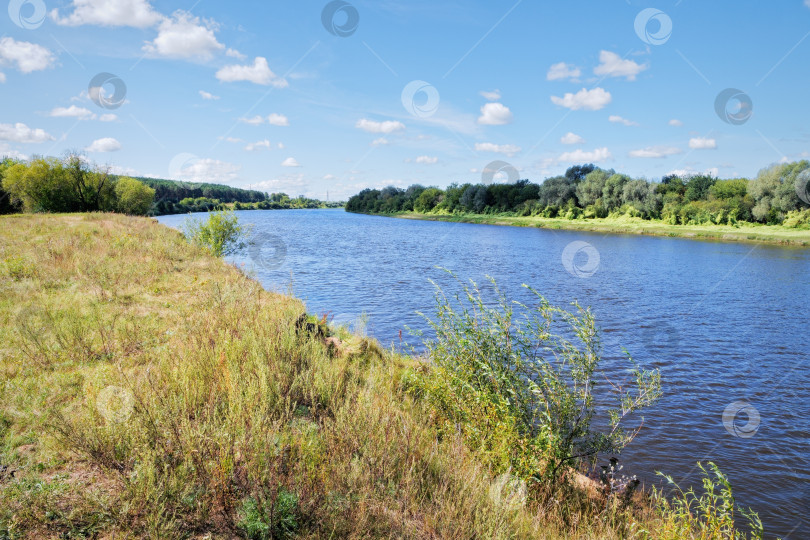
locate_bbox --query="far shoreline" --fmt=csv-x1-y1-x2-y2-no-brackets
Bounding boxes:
365,211,810,247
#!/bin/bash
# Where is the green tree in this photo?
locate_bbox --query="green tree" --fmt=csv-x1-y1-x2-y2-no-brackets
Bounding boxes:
183,209,247,257
115,176,156,215
413,187,444,213
576,169,610,207
1,157,77,212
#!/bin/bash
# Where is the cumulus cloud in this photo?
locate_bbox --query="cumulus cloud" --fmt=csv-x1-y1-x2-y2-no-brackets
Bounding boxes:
143,11,224,59
547,62,581,81
0,73,6,83
85,137,121,152
0,38,56,73
557,147,612,163
254,174,308,194
370,137,390,146
609,115,639,127
477,102,513,125
551,87,612,111
50,0,162,27
414,156,438,164
669,119,683,127
226,48,246,59
628,146,683,158
355,119,405,134
689,137,717,149
560,132,585,145
480,89,502,101
267,113,289,126
177,158,240,183
475,142,521,157
216,57,287,87
668,167,719,178
49,105,95,120
240,116,264,125
99,113,117,122
593,51,647,81
245,140,272,151
281,157,301,167
199,90,219,100
0,143,28,160
0,122,54,143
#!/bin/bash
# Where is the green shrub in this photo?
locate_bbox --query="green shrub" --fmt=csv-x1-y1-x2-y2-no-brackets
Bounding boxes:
237,490,299,540
651,462,763,539
183,209,247,257
115,176,155,215
406,273,661,484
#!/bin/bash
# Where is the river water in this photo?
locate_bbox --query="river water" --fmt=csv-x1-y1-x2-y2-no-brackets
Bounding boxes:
159,209,810,539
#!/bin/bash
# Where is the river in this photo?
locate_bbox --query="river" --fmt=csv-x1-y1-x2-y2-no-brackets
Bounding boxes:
158,208,810,539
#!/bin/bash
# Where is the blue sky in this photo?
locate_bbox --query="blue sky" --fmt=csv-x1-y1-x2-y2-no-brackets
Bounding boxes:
2,0,809,200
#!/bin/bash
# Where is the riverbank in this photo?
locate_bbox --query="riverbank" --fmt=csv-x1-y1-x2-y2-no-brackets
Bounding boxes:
0,213,762,538
382,211,810,246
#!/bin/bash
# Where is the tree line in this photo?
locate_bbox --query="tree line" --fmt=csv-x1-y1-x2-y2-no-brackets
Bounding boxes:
0,155,339,217
346,161,810,227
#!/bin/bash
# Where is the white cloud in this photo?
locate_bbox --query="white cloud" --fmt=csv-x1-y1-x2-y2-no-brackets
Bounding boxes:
0,122,54,143
355,119,405,134
281,157,301,167
216,57,287,87
267,113,289,126
560,132,585,145
225,48,246,59
277,142,285,149
547,62,581,81
551,87,612,111
668,167,719,178
99,113,117,122
0,38,55,73
85,137,121,152
628,146,683,158
557,147,612,163
177,158,240,183
199,90,219,100
593,50,647,81
689,137,717,149
0,73,6,83
371,137,390,146
669,119,683,127
49,105,95,120
254,174,308,194
50,0,162,28
143,11,225,59
220,136,242,143
609,115,639,127
0,143,28,160
806,0,810,8
477,102,513,125
480,89,501,101
414,156,438,164
475,142,521,157
240,115,265,125
245,140,272,151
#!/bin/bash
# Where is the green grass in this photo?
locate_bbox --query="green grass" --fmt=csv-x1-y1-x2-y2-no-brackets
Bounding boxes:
391,211,810,246
0,213,764,538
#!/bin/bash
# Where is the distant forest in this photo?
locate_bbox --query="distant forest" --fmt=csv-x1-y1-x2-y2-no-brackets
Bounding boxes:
346,161,810,227
0,155,339,216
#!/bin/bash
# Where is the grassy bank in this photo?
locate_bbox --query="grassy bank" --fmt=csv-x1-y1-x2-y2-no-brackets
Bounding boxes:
387,211,810,246
0,214,760,538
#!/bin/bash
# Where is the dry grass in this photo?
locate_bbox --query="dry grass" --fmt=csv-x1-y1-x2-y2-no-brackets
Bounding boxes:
0,213,753,539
